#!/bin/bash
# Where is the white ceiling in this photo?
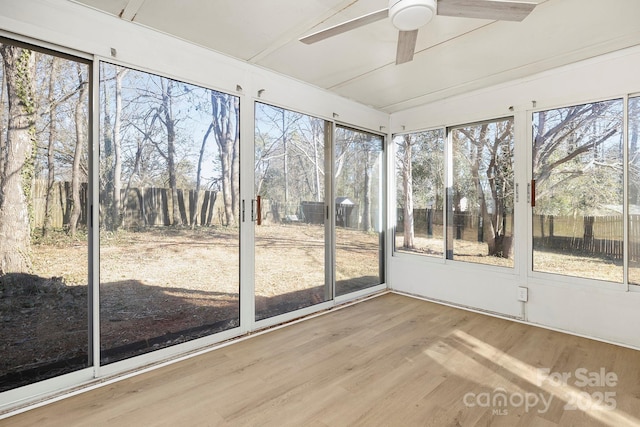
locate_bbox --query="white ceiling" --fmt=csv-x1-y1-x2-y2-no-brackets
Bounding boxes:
69,0,640,113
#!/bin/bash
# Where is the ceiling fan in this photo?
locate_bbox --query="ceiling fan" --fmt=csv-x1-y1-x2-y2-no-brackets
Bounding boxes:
300,0,538,65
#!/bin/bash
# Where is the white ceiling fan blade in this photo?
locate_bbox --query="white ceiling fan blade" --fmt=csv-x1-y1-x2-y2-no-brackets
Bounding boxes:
300,8,389,44
396,30,418,65
437,0,537,22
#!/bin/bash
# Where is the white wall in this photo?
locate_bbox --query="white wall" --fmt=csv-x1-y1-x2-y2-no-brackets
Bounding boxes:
389,44,640,349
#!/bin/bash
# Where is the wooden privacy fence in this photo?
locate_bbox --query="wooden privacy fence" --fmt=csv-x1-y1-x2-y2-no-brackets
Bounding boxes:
32,180,223,229
119,187,221,228
534,214,625,260
32,180,88,229
629,215,640,262
397,209,640,261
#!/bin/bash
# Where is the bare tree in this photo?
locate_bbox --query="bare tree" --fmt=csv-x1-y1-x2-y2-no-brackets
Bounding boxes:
361,139,378,232
132,76,183,225
111,67,126,229
255,104,309,209
42,57,59,238
102,64,140,230
254,124,283,196
193,117,213,227
533,102,622,209
68,63,88,238
454,120,514,258
311,121,323,202
231,98,240,220
101,66,114,229
0,45,36,273
398,135,415,248
158,79,181,225
211,91,239,226
288,117,325,202
334,129,381,232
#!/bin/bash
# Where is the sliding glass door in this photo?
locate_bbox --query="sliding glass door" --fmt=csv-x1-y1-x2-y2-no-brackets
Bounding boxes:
254,103,331,320
98,63,240,364
334,126,384,296
0,41,387,395
0,39,90,392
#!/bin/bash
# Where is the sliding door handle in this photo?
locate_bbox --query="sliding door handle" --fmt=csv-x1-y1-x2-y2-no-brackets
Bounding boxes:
530,179,536,207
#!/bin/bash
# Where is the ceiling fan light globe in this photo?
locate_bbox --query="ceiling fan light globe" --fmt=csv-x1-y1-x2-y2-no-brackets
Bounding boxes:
389,0,437,31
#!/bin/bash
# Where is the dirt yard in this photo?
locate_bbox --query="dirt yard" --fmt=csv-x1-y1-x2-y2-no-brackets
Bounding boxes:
2,223,625,392
395,234,623,281
395,234,513,268
1,225,381,391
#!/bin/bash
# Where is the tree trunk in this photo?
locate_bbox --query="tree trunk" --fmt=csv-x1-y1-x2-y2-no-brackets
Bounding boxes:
362,150,372,232
193,122,213,227
484,121,513,259
212,92,236,226
454,191,463,240
206,191,216,226
69,64,87,238
112,68,126,229
402,136,415,248
478,146,501,257
220,141,234,226
313,125,321,202
200,191,210,226
231,97,240,222
470,128,484,245
0,45,36,273
43,57,59,238
162,79,181,226
101,65,114,230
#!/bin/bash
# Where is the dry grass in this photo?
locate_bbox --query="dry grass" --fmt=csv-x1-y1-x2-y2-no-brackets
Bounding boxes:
2,224,381,390
533,251,622,283
395,234,514,268
395,234,623,282
3,224,625,392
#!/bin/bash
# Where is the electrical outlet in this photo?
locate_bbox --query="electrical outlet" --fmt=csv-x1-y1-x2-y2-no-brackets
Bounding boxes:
517,286,528,302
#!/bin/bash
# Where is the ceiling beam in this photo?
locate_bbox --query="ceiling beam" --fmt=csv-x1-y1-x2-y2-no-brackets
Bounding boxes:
119,0,146,21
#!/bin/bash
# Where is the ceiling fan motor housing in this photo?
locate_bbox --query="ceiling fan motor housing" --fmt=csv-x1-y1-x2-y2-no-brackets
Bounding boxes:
389,0,437,31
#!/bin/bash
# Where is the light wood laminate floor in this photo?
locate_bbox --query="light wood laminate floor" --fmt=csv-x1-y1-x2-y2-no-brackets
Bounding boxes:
5,293,640,426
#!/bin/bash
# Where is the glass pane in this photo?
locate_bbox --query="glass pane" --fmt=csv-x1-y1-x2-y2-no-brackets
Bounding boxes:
447,118,515,267
629,97,640,285
99,63,240,364
394,129,445,257
254,103,329,320
335,126,384,296
0,42,89,391
532,100,623,282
